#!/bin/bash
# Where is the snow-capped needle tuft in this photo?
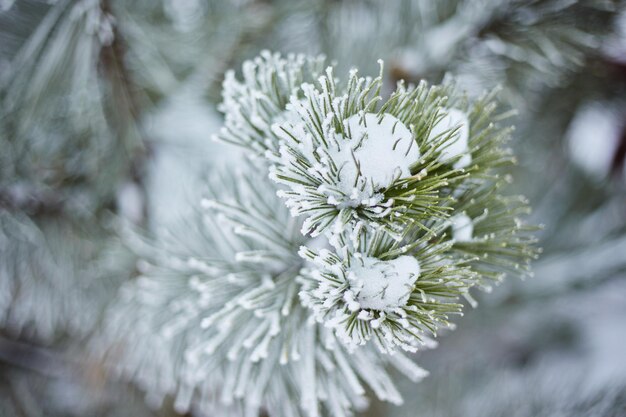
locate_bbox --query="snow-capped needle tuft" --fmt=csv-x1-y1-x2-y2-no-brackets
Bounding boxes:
268,66,467,240
347,255,419,311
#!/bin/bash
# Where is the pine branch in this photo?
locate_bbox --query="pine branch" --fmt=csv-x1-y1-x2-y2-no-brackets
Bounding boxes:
103,52,537,417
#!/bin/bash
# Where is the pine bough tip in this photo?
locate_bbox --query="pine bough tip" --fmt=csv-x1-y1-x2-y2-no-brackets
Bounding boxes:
104,51,538,417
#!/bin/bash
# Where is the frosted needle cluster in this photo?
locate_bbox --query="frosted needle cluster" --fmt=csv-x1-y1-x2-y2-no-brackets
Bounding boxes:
103,51,537,417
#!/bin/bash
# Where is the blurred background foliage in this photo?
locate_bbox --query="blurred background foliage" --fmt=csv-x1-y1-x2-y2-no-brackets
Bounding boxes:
0,0,625,416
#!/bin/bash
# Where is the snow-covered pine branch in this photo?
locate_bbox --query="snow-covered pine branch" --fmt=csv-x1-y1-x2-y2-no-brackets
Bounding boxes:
215,50,537,353
100,169,429,417
102,51,536,417
215,51,326,155
298,229,475,354
258,60,526,249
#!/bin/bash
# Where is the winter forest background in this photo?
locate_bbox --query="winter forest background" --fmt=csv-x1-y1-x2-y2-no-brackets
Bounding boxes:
1,0,626,416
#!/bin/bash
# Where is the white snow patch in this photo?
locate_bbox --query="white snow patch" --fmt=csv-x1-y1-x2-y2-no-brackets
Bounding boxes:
347,255,420,311
318,112,419,208
344,113,418,188
566,102,622,180
452,213,474,242
429,108,471,169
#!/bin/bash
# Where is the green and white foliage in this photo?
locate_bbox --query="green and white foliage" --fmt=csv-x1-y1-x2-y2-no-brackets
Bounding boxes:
217,53,535,358
100,52,535,416
102,169,429,417
298,230,474,354
267,65,477,239
216,51,326,155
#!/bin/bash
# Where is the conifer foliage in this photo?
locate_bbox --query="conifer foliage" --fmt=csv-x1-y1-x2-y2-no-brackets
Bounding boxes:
105,51,536,417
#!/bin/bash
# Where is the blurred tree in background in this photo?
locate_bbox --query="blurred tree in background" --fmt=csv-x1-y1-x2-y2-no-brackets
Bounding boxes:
0,0,625,416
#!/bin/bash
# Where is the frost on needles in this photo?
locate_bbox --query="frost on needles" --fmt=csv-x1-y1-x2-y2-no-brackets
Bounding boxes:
104,51,537,417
